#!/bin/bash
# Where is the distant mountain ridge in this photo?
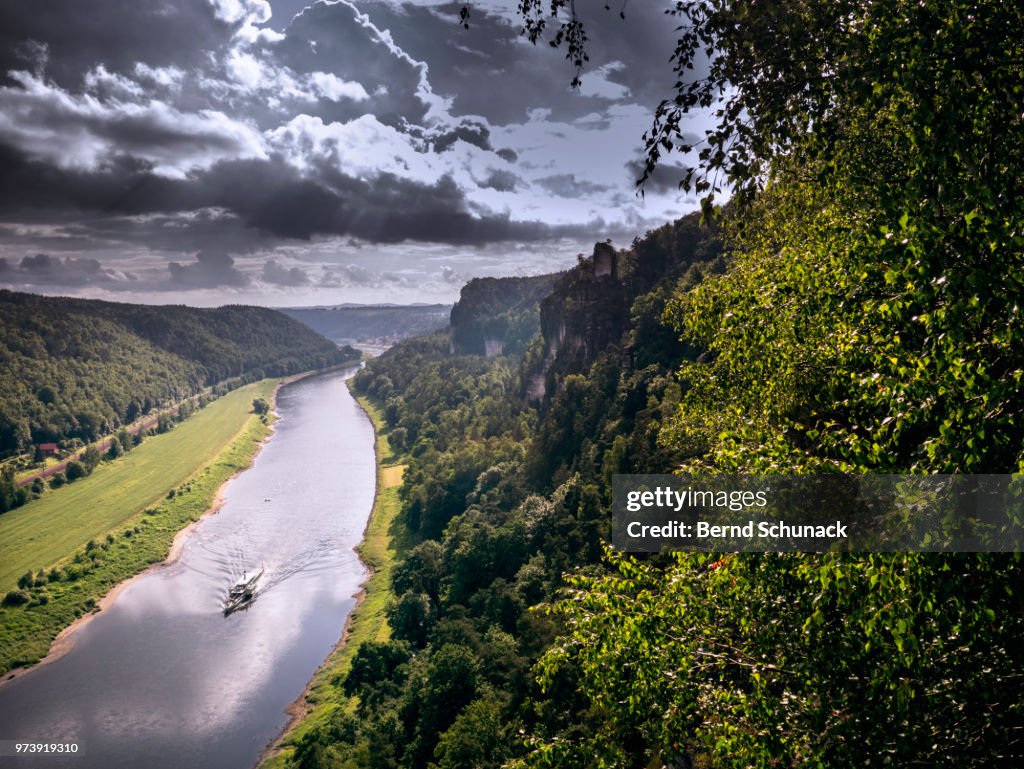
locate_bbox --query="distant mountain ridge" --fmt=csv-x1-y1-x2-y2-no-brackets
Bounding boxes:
279,304,451,347
0,290,355,454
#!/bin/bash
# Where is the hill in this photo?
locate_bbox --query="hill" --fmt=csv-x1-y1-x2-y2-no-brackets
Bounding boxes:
0,290,356,455
279,304,450,348
273,204,1021,769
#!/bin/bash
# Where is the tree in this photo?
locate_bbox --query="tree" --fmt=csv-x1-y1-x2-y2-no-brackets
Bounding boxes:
65,461,87,482
13,420,31,453
81,446,102,473
458,3,1024,767
115,428,133,453
464,1,1024,210
252,397,270,415
518,551,1024,769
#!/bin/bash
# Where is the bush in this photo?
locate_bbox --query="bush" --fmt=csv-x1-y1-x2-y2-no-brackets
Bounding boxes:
2,590,29,607
49,472,66,488
81,446,102,472
65,461,87,482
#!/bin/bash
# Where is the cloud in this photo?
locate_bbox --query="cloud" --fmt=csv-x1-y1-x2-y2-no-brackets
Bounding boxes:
578,61,631,100
624,148,702,194
210,0,272,26
479,168,519,191
261,258,309,285
0,252,127,286
536,173,611,198
0,0,713,305
167,249,250,288
321,263,376,287
0,70,267,177
309,72,369,102
0,0,232,89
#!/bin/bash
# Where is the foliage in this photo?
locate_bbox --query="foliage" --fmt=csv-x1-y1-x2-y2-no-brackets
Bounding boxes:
489,3,1024,768
284,214,718,769
0,289,355,455
521,551,1024,768
449,275,558,356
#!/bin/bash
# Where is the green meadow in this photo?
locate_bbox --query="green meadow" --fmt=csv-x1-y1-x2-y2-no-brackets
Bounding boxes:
0,379,277,674
0,381,273,590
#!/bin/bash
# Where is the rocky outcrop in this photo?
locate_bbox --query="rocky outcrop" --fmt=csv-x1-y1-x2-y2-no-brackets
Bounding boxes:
527,242,630,401
449,273,558,356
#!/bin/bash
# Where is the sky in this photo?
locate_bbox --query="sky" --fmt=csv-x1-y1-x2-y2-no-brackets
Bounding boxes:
0,0,708,306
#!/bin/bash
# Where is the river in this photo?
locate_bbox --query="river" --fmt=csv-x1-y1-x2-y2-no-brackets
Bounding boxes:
0,367,376,769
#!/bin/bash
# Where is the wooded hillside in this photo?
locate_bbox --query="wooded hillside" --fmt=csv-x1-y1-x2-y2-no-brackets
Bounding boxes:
0,290,356,454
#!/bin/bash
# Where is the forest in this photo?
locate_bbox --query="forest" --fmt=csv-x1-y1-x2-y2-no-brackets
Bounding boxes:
284,2,1023,767
0,290,357,455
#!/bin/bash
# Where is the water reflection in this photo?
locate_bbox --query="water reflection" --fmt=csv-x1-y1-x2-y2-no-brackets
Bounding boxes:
0,368,376,769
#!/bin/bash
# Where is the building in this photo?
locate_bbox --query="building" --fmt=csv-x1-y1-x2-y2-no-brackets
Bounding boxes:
38,443,58,457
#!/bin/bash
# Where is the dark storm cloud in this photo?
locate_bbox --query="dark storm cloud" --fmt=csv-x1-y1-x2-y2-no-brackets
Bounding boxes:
536,173,611,198
0,70,265,174
624,146,702,194
168,249,250,289
426,120,491,152
0,143,586,249
480,169,519,192
266,0,436,127
0,252,126,286
262,258,309,285
350,1,693,123
0,0,232,89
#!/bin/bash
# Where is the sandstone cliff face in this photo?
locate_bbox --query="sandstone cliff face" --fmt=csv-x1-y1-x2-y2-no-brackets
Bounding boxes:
528,242,629,401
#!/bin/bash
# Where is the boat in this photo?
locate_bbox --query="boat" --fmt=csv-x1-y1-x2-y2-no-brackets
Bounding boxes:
223,566,264,614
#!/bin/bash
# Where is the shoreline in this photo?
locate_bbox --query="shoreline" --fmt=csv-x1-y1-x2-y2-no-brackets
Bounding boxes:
257,386,393,769
0,369,328,688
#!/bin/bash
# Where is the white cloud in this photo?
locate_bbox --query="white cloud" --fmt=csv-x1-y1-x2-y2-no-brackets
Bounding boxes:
226,50,266,90
133,63,186,90
0,70,267,177
266,113,441,181
209,0,272,26
577,61,631,100
309,72,369,102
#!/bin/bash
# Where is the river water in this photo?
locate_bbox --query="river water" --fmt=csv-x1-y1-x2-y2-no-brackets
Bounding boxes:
0,367,376,769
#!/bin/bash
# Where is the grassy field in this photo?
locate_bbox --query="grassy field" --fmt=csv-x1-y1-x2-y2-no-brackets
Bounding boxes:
0,379,278,674
262,391,412,769
0,382,274,591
